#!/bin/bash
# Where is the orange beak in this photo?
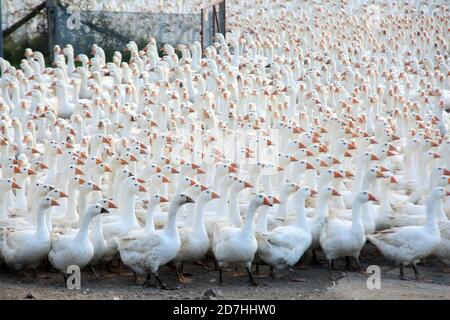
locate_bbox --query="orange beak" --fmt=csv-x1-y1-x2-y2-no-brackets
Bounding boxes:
75,168,84,175
263,196,272,206
120,159,129,165
76,159,84,165
137,178,146,184
320,160,328,167
443,169,450,176
11,181,21,189
200,185,208,191
376,171,386,178
348,143,357,150
13,166,21,174
171,167,179,174
306,162,315,170
27,169,36,175
387,150,397,157
104,165,112,173
212,192,221,199
108,201,118,209
368,193,378,202
59,191,68,198
78,178,86,185
345,171,354,178
433,153,441,159
332,157,341,165
159,196,169,203
51,199,60,207
92,184,101,191
370,154,379,161
390,176,398,184
129,154,138,162
196,168,206,174
139,185,147,192
290,156,298,162
334,171,343,178
228,166,238,173
332,189,341,196
243,181,253,188
306,150,314,157
95,158,102,165
162,176,170,183
310,189,318,196
270,197,280,204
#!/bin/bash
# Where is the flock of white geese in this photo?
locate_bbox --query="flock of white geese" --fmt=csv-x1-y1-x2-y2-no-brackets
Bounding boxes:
0,0,449,289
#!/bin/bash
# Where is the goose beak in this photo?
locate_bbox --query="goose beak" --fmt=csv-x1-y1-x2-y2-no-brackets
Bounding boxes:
51,199,60,207
332,157,341,164
200,185,208,191
387,150,397,157
95,158,102,165
11,181,21,189
378,166,389,172
345,171,354,178
433,153,441,159
376,171,386,178
390,176,398,184
78,178,86,185
59,191,68,198
120,159,129,165
171,167,179,174
368,193,378,202
196,168,206,174
290,156,298,162
211,192,220,199
332,189,341,196
263,196,272,206
137,178,146,184
100,207,109,214
185,196,195,203
370,154,379,161
243,181,253,188
159,196,169,203
104,165,112,173
40,163,49,169
446,191,450,196
138,185,147,192
348,143,357,150
76,159,85,165
13,166,21,174
272,197,281,204
75,168,84,175
310,189,318,196
320,160,328,167
189,179,196,186
306,162,315,170
306,150,314,156
154,166,162,173
228,166,238,173
27,169,36,175
334,171,343,178
129,154,138,162
92,184,101,191
162,176,170,183
443,169,450,176
106,201,117,209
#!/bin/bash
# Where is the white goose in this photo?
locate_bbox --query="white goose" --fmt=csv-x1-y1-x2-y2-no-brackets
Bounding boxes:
116,194,194,288
256,187,314,276
213,194,271,286
368,187,447,280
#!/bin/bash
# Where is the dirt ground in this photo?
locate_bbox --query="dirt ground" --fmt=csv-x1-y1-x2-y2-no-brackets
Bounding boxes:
1,246,449,300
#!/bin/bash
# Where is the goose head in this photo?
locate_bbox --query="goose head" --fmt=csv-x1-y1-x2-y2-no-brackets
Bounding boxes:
171,194,195,207
198,189,220,203
318,186,341,200
296,186,317,200
38,197,60,210
354,191,378,204
85,203,110,218
251,193,273,208
0,178,21,192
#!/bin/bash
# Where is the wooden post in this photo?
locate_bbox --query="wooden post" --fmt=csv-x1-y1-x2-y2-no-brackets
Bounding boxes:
46,0,56,61
0,0,3,58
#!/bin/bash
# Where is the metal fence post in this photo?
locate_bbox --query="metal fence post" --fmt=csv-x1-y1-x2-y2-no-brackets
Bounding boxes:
46,0,56,61
0,0,4,58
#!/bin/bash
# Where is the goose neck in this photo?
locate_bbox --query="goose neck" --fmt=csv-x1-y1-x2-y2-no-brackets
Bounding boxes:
295,196,309,231
165,201,181,237
351,199,365,234
241,201,259,235
193,198,207,233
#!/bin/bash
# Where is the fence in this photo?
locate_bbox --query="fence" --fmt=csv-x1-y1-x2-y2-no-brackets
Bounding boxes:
46,0,226,59
0,0,226,61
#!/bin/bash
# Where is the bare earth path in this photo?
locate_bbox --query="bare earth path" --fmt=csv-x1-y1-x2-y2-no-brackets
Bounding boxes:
1,250,449,300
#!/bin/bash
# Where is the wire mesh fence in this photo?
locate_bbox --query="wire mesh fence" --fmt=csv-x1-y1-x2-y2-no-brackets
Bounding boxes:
51,5,202,57
49,0,226,58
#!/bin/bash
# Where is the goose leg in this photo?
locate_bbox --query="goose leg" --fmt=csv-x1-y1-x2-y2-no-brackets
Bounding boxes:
399,264,406,280
411,264,421,281
345,256,357,271
155,273,180,290
143,273,156,288
311,249,323,266
219,267,225,284
89,265,99,279
176,263,192,284
354,256,366,275
181,263,193,278
246,265,261,287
